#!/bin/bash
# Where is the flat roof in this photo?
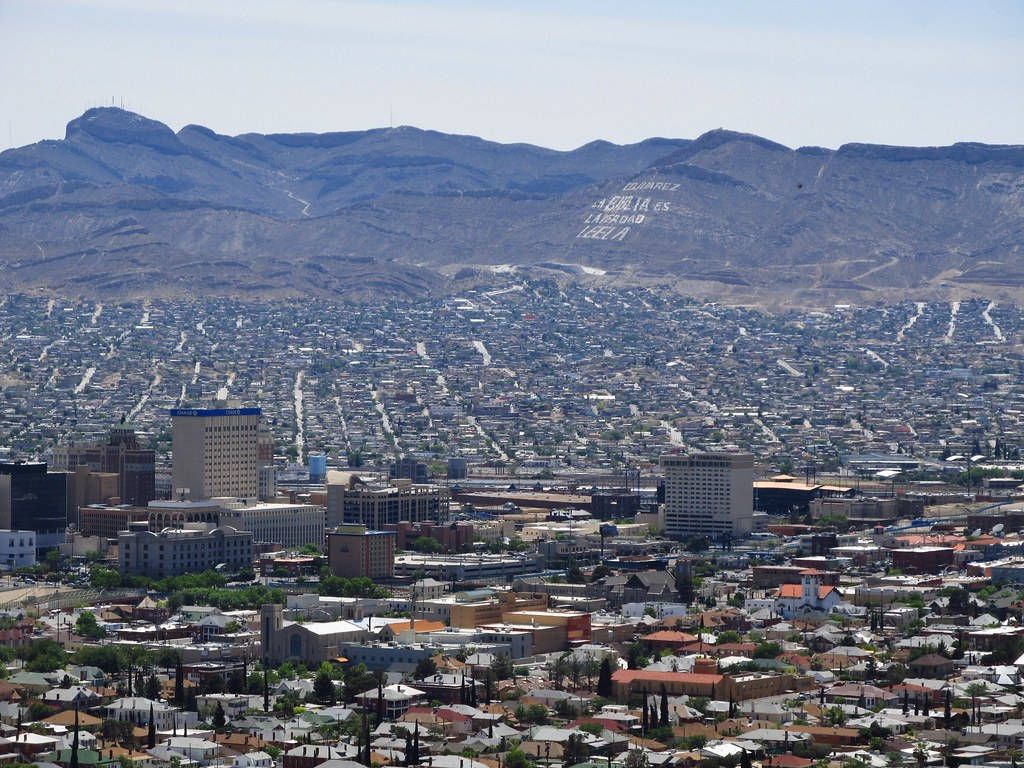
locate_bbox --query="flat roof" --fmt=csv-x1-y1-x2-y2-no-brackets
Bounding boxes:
170,407,260,417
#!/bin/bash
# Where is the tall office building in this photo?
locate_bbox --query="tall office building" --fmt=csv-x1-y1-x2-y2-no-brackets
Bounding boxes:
171,402,260,500
661,452,753,540
51,422,156,506
0,462,68,549
257,425,276,500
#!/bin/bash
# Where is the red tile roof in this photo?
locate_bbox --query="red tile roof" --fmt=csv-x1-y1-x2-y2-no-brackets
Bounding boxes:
641,630,699,643
612,670,723,685
777,584,836,599
767,755,814,768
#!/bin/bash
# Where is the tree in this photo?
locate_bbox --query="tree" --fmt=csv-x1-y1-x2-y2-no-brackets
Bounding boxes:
685,537,710,553
318,568,389,599
342,663,377,703
74,612,106,639
147,703,156,748
201,674,224,695
624,749,649,768
19,639,67,672
90,567,121,590
28,700,52,721
144,675,161,701
228,669,245,695
578,722,604,737
212,701,226,729
490,652,514,681
753,642,782,659
566,566,586,584
409,537,444,554
627,642,649,670
71,706,80,768
72,646,122,675
506,747,535,768
660,685,669,727
563,732,590,768
676,569,695,604
175,658,185,704
100,719,134,743
263,666,269,712
155,648,181,673
414,656,437,680
314,664,336,705
596,657,613,698
824,706,848,726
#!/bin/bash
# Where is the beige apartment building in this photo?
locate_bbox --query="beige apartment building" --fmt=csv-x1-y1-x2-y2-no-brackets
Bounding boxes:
661,451,753,539
171,404,259,500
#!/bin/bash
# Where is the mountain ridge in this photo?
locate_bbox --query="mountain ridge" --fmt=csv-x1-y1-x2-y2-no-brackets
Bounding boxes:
2,108,1023,306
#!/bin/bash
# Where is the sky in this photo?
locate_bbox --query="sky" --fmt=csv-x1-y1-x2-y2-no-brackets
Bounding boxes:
1,0,1022,152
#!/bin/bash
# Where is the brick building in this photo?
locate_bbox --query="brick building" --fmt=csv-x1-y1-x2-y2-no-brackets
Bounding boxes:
326,525,395,579
386,520,473,551
52,422,156,507
888,546,955,574
79,504,149,539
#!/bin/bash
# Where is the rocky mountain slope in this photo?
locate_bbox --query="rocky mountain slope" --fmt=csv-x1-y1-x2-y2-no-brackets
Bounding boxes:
1,108,1022,305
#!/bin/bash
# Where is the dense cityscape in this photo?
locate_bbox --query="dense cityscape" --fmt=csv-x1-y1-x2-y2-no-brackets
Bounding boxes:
0,285,1023,768
1,2,1021,768
2,287,1023,481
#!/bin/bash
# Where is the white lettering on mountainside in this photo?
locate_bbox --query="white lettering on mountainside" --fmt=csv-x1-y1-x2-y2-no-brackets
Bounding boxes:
575,179,677,241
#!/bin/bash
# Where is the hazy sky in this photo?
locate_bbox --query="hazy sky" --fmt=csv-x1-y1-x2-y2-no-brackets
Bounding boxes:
2,0,1021,152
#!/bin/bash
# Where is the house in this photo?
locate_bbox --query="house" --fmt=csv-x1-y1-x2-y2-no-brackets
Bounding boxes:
233,752,274,768
2,732,62,761
42,686,101,710
282,744,348,768
605,572,677,605
8,671,59,695
908,653,956,678
640,630,699,651
40,746,122,767
106,697,198,731
353,684,425,720
196,694,262,722
160,737,222,766
827,683,899,708
42,709,104,731
412,673,483,705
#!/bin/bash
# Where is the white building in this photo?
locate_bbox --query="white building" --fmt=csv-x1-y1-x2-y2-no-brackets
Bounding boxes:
661,452,753,540
196,693,262,722
106,697,198,731
773,570,842,618
161,736,222,765
353,683,425,720
216,499,325,549
171,403,260,500
233,752,273,768
0,530,35,569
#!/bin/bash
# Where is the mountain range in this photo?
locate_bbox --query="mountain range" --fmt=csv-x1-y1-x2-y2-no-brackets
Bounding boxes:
1,107,1022,305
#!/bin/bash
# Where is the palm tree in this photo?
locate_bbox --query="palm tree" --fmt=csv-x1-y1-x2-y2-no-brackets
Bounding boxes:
913,742,929,768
